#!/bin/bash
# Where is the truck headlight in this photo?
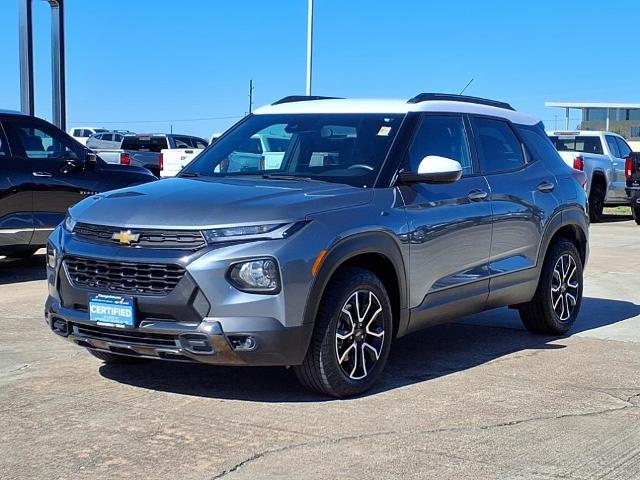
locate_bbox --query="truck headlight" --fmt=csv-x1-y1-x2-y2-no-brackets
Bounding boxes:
227,258,280,294
46,244,57,269
63,214,76,232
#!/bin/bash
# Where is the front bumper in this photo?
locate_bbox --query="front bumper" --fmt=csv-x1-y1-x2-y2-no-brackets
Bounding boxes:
44,225,318,366
45,297,312,366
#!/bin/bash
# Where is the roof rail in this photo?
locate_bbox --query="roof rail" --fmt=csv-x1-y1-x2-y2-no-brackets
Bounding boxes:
407,93,514,111
271,95,343,105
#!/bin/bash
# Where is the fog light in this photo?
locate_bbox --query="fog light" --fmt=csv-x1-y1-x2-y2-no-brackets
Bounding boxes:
228,258,280,294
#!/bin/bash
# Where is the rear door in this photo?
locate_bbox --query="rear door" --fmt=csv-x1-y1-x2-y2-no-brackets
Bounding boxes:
0,120,34,249
3,117,97,245
470,116,560,306
611,136,632,202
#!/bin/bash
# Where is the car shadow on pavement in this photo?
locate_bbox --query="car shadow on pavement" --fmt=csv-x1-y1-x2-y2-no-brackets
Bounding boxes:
0,254,47,284
99,296,640,402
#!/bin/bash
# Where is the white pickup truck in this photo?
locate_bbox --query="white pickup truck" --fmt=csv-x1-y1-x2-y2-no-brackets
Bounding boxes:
93,133,208,177
548,130,632,222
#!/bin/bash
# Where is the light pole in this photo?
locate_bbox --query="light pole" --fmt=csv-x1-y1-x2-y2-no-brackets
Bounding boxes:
306,0,314,96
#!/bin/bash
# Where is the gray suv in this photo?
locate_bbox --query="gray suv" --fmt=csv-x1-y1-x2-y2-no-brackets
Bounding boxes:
45,94,589,397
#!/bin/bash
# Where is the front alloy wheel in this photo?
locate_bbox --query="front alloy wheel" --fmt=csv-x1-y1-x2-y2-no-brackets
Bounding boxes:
294,267,393,397
336,290,385,380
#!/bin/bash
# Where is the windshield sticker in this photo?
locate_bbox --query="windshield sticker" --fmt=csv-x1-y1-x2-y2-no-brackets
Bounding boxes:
377,126,392,136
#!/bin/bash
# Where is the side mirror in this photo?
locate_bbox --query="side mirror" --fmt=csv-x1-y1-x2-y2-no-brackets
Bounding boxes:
398,156,463,184
84,151,98,169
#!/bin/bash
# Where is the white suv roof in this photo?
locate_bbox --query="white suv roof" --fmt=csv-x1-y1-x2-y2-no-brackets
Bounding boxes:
254,95,539,126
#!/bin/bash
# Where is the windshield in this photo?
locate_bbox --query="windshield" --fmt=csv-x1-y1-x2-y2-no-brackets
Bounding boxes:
182,113,404,187
549,135,604,155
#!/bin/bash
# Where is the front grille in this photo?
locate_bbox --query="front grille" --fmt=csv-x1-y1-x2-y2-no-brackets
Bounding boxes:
72,323,178,348
64,256,185,296
74,222,206,250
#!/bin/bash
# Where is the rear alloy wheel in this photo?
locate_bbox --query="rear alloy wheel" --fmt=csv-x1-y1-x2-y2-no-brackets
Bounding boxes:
588,182,605,223
294,267,392,397
518,239,583,335
632,206,640,225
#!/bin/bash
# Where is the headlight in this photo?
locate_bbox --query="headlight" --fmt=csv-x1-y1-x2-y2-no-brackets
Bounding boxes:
46,244,57,269
63,215,76,232
202,221,308,244
227,258,280,294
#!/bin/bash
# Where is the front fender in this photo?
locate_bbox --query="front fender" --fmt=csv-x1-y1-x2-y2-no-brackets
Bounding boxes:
301,231,410,336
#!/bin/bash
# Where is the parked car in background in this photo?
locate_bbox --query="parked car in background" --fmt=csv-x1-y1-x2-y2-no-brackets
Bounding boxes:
624,151,640,224
0,110,156,259
548,130,631,222
68,127,108,146
93,133,207,177
46,94,588,397
209,132,222,144
86,131,126,150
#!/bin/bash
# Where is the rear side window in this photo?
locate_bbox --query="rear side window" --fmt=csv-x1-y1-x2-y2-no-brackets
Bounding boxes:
472,117,525,173
549,135,604,155
606,135,620,157
615,137,631,158
515,123,564,164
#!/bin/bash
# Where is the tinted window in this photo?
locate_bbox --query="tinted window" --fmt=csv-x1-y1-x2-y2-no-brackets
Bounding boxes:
8,121,78,161
615,137,631,158
184,113,403,188
122,135,168,152
103,133,113,142
407,114,473,176
606,135,620,157
515,123,564,164
549,135,604,155
114,134,123,142
472,117,524,173
72,129,81,136
192,138,208,149
0,125,9,156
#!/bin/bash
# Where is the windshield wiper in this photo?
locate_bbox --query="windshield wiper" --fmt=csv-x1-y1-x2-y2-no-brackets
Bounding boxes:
261,174,314,182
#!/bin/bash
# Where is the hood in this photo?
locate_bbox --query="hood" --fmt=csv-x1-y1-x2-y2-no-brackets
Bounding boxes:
70,177,373,228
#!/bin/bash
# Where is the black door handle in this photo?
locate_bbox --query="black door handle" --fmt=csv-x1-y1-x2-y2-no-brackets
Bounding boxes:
468,189,488,201
537,181,555,193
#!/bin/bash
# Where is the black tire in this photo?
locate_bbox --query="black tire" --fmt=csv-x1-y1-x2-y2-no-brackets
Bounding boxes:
588,182,605,223
87,349,142,364
518,239,583,335
293,267,393,398
632,206,640,225
4,248,38,259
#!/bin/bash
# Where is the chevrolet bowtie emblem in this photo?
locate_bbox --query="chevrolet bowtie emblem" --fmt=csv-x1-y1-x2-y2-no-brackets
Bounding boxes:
112,230,140,245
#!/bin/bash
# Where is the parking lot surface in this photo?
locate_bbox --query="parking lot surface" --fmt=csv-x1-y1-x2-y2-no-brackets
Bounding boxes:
1,218,639,480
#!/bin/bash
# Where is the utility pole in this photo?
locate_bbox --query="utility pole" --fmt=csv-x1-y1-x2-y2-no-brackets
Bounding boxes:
248,79,254,114
306,0,314,95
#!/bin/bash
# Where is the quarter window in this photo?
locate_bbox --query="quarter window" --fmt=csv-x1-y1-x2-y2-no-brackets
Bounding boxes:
407,115,473,176
472,117,525,173
614,137,631,158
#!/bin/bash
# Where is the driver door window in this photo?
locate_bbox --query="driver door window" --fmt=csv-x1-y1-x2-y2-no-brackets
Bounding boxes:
9,122,78,161
407,114,473,176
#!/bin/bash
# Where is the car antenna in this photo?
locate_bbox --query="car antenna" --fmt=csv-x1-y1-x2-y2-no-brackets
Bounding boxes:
459,78,474,95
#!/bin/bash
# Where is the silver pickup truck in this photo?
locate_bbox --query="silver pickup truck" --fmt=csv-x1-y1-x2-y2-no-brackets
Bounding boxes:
94,134,208,177
548,130,632,222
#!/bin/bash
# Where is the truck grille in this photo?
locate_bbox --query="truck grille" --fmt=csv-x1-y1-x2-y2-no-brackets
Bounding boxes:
73,222,206,250
72,323,178,348
64,256,185,296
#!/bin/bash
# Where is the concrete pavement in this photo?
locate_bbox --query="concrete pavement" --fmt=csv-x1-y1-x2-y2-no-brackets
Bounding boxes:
1,217,639,479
